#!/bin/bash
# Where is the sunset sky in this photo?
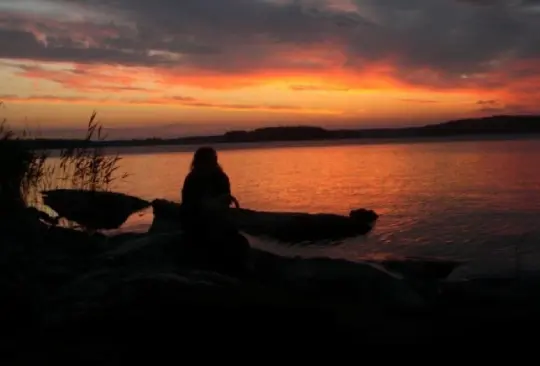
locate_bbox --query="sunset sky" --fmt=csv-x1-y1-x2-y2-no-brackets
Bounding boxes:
1,0,540,138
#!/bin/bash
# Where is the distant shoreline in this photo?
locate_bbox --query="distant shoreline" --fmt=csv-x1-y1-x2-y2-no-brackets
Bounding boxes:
95,133,540,157
16,114,540,150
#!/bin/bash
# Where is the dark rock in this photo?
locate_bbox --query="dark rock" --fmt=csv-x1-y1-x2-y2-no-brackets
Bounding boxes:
0,279,40,336
107,232,148,246
41,189,151,230
104,229,249,280
102,231,193,271
50,270,340,346
377,257,464,281
25,206,59,226
249,250,427,311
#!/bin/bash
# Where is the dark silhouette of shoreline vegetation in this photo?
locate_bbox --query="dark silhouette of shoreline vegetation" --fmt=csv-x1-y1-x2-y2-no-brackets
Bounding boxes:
0,108,128,226
16,114,540,150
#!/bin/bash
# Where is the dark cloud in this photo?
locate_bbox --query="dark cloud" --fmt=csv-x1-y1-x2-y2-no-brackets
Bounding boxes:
0,28,173,66
472,98,537,114
345,0,540,86
1,0,540,91
476,99,503,112
477,99,499,105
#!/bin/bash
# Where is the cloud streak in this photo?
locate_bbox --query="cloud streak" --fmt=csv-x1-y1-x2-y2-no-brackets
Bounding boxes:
398,98,439,104
0,93,337,114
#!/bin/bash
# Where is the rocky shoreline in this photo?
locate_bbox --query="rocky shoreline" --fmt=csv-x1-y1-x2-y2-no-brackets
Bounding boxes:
3,192,540,363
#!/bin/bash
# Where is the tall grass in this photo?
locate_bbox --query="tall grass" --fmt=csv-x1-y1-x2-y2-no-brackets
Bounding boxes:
19,130,53,207
0,106,128,221
56,111,128,192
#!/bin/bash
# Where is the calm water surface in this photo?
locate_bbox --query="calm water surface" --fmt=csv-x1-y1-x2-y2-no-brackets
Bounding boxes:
65,138,540,277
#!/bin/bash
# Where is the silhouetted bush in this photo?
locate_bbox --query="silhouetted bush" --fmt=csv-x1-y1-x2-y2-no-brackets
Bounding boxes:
0,104,128,226
0,119,29,212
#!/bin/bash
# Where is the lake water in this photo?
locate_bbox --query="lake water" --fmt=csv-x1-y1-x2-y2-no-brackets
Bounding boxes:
55,137,540,278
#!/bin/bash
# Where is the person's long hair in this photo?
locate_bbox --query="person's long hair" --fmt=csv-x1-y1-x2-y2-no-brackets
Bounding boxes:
190,146,223,173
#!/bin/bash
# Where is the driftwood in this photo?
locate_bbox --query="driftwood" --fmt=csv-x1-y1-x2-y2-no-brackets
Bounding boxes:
150,199,378,244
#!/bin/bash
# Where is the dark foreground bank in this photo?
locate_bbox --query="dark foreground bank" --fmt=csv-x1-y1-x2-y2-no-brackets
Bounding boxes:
3,201,540,364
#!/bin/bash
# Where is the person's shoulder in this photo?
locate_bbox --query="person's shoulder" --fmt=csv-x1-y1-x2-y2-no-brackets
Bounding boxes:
183,170,197,182
218,169,230,180
213,168,230,184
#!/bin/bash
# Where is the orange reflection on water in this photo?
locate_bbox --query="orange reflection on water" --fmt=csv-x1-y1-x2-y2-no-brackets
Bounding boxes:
42,138,540,272
104,139,540,238
112,142,440,221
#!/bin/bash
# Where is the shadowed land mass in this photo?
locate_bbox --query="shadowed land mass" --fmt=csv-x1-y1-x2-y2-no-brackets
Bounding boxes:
17,114,540,150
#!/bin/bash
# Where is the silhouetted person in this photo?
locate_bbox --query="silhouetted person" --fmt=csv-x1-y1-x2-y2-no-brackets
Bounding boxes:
180,147,248,276
181,146,239,213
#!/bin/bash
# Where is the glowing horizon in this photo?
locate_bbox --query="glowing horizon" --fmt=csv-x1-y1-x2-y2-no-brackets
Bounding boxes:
1,0,540,138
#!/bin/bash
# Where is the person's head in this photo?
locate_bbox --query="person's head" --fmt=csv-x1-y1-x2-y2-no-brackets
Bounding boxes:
190,146,221,172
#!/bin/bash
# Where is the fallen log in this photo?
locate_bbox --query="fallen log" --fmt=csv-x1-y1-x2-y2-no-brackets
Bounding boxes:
150,199,378,244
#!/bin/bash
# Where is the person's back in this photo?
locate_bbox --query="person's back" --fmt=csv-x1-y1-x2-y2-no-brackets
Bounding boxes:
181,146,237,213
182,167,232,214
180,147,249,276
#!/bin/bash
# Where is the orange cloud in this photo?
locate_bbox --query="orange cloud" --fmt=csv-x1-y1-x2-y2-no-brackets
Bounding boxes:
7,55,416,96
8,56,528,118
14,63,153,93
0,94,338,114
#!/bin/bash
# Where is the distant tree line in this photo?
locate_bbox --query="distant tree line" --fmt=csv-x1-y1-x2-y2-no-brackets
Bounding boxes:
14,114,540,150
